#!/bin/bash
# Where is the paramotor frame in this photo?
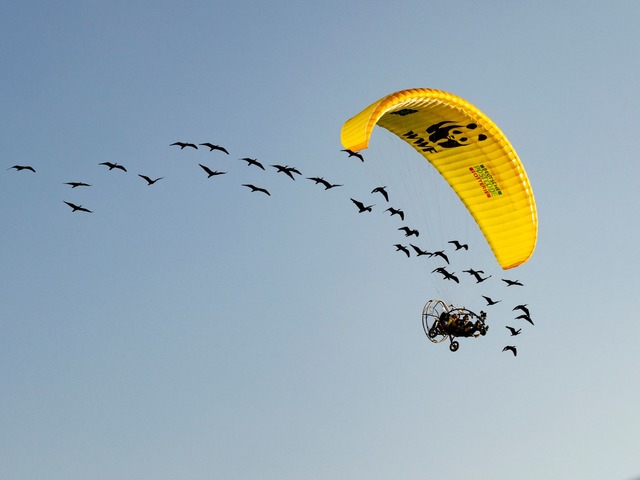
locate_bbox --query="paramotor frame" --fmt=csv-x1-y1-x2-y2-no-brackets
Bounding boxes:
422,299,488,352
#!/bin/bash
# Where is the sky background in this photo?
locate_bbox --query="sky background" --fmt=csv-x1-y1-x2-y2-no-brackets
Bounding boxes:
1,1,639,479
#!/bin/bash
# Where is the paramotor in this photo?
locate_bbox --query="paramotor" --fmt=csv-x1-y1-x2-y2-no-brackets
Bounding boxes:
422,299,488,352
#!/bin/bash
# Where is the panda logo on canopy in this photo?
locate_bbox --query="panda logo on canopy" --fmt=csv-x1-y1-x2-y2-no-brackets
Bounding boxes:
426,121,488,150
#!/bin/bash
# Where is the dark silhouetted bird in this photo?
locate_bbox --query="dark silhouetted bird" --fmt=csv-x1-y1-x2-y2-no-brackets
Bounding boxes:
8,165,36,172
199,164,227,178
64,182,91,188
502,345,517,356
242,184,270,196
385,207,405,220
506,326,522,336
64,201,92,213
170,142,197,149
138,174,163,185
239,157,265,170
410,244,431,256
516,314,534,326
482,295,501,306
463,268,483,276
307,177,342,190
394,244,410,257
350,198,374,213
200,143,229,154
448,240,469,250
513,304,530,317
99,162,127,172
371,186,389,202
463,269,491,283
398,226,419,237
502,278,524,287
430,250,449,264
271,164,302,180
432,267,459,283
341,149,364,161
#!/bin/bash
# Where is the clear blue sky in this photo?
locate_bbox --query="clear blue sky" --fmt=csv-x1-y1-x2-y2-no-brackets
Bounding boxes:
2,1,639,479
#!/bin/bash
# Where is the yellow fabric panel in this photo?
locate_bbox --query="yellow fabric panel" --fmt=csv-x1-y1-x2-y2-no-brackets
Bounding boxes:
340,88,537,270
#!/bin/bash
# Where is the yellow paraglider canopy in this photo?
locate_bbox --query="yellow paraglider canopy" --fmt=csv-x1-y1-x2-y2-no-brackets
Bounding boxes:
341,88,537,270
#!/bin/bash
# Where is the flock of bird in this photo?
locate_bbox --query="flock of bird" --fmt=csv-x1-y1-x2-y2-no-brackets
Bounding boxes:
338,149,535,356
7,142,533,356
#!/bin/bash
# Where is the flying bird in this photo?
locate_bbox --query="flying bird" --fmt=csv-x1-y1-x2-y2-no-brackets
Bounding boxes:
398,226,419,237
502,345,517,356
482,295,501,306
170,142,197,149
242,184,270,196
271,164,302,180
307,177,342,190
239,157,265,170
410,244,431,256
463,268,484,277
448,240,469,251
463,269,492,283
138,174,163,185
350,198,374,213
505,326,522,336
513,304,530,317
502,278,524,287
385,207,405,221
64,182,91,188
63,201,92,213
516,314,534,326
394,244,410,258
341,149,364,162
432,267,459,283
199,164,227,178
99,162,127,172
371,186,389,202
430,250,449,264
200,143,229,154
8,165,36,172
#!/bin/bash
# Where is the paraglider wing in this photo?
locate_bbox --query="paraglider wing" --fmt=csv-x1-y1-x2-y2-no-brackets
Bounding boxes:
341,88,537,270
